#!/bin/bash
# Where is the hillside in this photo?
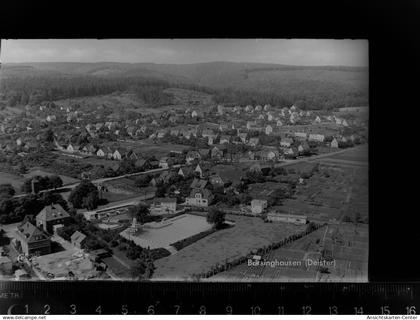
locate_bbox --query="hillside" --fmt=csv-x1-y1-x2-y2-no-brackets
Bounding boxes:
1,61,368,110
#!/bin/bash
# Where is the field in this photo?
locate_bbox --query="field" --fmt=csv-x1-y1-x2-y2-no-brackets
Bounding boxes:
53,88,213,115
278,157,369,223
325,144,368,163
0,171,24,190
120,214,212,249
152,215,306,280
210,222,368,282
114,140,188,159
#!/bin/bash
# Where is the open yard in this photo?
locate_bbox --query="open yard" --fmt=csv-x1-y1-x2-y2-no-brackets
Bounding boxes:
152,215,306,280
120,214,212,249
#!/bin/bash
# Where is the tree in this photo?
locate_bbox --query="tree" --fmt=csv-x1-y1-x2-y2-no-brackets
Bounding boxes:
0,184,15,199
49,175,63,189
134,175,151,188
83,192,100,210
128,203,150,224
68,180,100,209
43,128,55,143
206,207,226,229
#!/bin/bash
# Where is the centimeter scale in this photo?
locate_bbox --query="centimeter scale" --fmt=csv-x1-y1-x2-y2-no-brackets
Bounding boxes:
0,282,418,315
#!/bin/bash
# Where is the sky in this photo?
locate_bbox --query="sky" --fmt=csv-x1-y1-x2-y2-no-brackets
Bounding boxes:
0,39,368,67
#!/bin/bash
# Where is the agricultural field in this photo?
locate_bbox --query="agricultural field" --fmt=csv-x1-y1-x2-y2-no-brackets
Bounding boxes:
152,215,306,280
210,222,368,282
0,171,25,190
114,140,188,159
325,144,368,163
278,161,368,223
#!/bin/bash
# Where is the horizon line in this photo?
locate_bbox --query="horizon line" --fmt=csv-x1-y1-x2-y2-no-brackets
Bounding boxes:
2,61,368,68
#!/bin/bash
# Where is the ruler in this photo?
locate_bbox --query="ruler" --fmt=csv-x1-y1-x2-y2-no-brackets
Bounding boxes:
0,282,418,315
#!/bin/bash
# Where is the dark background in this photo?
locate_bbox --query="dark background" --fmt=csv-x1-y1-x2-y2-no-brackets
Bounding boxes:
1,0,419,282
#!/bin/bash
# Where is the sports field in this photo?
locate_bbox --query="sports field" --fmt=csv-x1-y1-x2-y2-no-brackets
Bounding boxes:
120,214,212,249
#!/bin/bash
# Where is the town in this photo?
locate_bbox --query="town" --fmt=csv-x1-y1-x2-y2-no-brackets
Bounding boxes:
0,96,368,281
0,40,368,282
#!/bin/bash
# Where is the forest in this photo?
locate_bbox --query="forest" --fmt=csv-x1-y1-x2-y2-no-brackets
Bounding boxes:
0,72,367,110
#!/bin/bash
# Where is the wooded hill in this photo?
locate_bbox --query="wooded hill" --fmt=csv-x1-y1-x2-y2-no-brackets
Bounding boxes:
0,62,368,110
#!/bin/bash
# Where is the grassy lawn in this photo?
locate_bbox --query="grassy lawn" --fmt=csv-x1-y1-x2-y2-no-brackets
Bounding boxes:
0,171,24,190
152,215,306,280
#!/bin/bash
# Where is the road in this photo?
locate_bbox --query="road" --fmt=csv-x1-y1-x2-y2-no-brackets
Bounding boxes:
13,145,365,198
13,164,183,199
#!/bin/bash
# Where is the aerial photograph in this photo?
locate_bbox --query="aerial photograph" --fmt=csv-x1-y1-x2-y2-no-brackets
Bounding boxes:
0,39,368,282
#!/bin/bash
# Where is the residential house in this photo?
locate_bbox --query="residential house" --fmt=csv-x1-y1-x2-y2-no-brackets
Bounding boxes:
294,132,307,140
280,138,293,148
264,104,271,111
71,231,87,249
46,115,57,122
245,105,254,112
112,148,126,160
96,148,107,157
186,150,201,164
276,120,283,127
255,105,263,111
219,135,230,144
15,221,51,256
308,134,325,142
314,116,321,124
190,178,208,190
238,132,248,143
265,125,273,135
157,129,168,139
194,164,204,178
331,138,339,148
185,188,213,207
81,144,97,156
67,143,80,153
211,145,225,159
257,149,279,161
177,166,194,177
36,204,70,234
298,142,310,153
159,157,174,169
151,198,177,213
248,137,260,147
251,199,268,214
209,166,244,187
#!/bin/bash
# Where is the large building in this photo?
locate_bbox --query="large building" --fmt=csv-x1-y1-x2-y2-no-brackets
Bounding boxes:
36,204,70,234
185,188,213,207
251,199,268,214
15,221,51,256
151,198,177,213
